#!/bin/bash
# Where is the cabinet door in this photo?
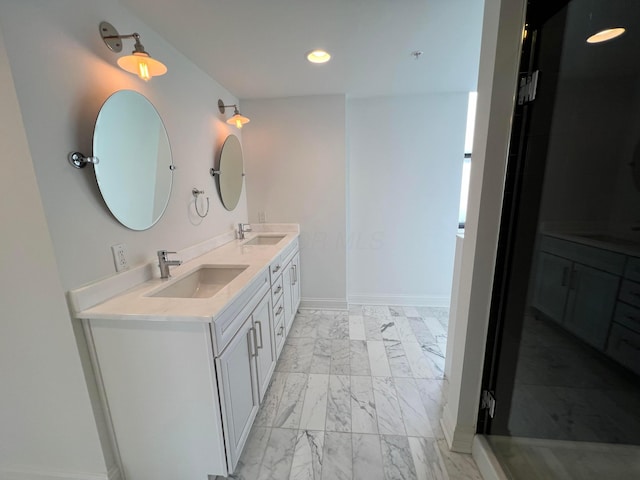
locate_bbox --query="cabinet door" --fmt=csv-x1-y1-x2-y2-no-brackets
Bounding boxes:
216,317,259,472
532,252,571,322
282,261,295,335
291,252,301,315
253,292,276,401
564,263,619,350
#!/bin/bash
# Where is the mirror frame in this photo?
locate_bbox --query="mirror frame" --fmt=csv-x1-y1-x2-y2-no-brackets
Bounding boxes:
215,134,244,211
93,90,174,230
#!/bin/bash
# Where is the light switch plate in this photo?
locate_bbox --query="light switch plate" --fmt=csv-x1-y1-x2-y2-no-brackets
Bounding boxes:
111,243,129,272
258,211,267,223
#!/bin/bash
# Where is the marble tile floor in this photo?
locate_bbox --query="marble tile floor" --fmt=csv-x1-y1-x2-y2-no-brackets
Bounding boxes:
486,435,640,480
222,305,483,480
509,314,640,445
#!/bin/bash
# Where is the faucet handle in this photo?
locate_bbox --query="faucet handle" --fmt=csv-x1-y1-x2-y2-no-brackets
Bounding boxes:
157,250,177,260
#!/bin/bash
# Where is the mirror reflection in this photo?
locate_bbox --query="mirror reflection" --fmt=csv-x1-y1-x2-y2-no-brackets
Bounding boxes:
93,90,173,230
216,134,244,211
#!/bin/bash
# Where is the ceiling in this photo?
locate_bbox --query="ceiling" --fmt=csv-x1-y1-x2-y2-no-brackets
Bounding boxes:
119,0,485,99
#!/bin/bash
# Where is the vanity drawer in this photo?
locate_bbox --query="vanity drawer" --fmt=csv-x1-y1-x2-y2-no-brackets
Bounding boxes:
273,302,286,357
268,237,299,283
625,257,640,283
613,302,640,334
271,274,284,302
606,323,640,376
273,296,285,325
269,257,284,283
618,279,640,309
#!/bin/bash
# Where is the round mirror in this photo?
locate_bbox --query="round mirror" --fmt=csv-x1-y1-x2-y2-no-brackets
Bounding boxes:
216,134,244,211
93,90,173,230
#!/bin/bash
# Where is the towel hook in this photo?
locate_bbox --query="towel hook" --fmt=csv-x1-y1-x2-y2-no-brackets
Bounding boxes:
192,188,209,218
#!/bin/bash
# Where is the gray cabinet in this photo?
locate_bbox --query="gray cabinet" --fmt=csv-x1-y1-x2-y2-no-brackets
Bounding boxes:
216,290,279,470
252,292,276,401
284,252,301,334
606,259,640,375
532,235,623,351
532,252,572,321
563,264,619,349
216,314,259,472
283,261,295,334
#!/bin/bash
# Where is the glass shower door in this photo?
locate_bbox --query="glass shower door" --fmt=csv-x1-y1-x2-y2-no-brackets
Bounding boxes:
481,0,640,477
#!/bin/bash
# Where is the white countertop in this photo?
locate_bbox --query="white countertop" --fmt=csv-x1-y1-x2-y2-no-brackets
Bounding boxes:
542,231,640,257
74,230,299,323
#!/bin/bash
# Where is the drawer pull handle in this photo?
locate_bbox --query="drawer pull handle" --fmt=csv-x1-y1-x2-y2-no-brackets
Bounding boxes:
625,315,639,323
273,265,281,273
248,328,258,358
277,325,284,336
255,320,263,349
276,305,283,316
274,286,282,295
569,269,577,290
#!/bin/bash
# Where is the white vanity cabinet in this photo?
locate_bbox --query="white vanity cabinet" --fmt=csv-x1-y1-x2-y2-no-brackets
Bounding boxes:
268,238,300,348
86,319,227,480
283,252,301,334
251,290,276,402
217,289,274,471
76,230,300,480
532,236,623,347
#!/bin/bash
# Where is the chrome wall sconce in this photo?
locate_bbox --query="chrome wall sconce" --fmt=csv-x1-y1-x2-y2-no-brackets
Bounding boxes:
99,21,167,81
218,99,250,129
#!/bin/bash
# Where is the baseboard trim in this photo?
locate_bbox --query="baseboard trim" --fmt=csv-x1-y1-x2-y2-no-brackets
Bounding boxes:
0,466,113,480
348,294,450,307
106,465,122,480
299,298,348,310
440,403,474,453
472,436,508,480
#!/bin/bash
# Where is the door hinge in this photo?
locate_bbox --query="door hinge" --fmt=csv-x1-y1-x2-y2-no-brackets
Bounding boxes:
518,70,539,105
481,390,496,418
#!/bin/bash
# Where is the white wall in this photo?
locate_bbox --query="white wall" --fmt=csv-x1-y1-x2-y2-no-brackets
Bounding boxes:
0,23,108,479
538,75,633,229
610,75,640,238
347,94,467,306
242,96,347,308
0,0,248,292
0,1,253,477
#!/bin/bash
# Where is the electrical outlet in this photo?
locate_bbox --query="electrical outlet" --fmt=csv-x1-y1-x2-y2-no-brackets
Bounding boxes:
111,243,129,272
258,211,267,223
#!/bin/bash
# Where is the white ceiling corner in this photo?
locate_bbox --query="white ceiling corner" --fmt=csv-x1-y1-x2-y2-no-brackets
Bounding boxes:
120,0,484,100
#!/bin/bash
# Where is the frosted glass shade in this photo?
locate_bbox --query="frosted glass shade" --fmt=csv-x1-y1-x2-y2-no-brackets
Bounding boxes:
227,113,250,129
117,52,167,81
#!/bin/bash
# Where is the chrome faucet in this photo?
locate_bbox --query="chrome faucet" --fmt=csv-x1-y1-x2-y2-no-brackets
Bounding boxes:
157,250,182,279
238,223,252,240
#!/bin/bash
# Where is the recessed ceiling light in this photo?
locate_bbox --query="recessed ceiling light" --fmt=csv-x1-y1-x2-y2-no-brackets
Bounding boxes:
307,50,331,64
587,27,626,44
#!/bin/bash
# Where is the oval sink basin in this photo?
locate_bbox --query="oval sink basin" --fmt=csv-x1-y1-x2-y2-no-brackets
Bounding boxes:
149,265,249,298
244,235,286,246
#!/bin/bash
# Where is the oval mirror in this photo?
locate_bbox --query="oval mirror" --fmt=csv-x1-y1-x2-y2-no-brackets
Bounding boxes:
93,90,173,230
216,134,244,211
